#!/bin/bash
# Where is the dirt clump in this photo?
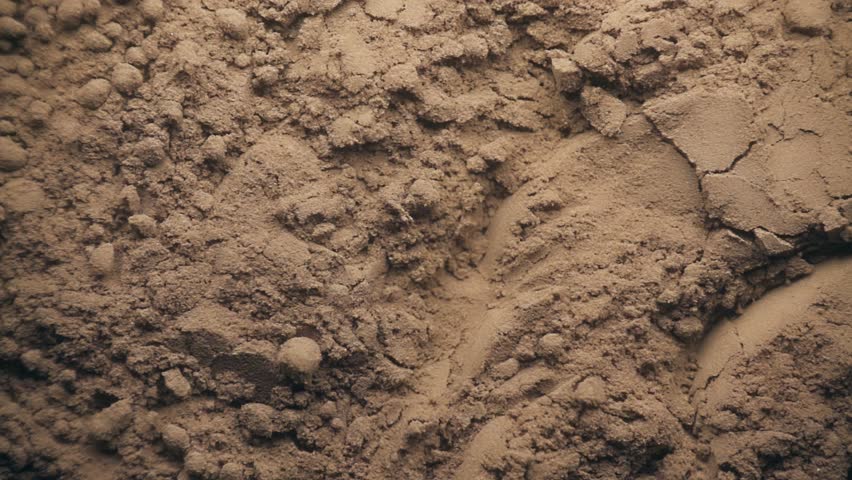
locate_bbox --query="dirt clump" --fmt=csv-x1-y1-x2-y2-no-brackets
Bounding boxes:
0,0,850,479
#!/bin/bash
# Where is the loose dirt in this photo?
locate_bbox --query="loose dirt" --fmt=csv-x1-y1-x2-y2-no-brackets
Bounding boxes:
1,0,850,479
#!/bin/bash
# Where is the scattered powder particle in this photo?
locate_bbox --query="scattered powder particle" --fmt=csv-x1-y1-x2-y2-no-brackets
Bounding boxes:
89,243,115,276
139,0,164,23
551,57,583,93
88,399,134,443
277,337,322,375
160,423,190,454
216,8,249,39
111,63,143,96
56,0,85,30
537,333,564,357
76,78,111,109
162,368,192,398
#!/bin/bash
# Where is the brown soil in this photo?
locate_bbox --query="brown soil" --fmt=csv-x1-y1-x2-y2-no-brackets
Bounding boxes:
1,1,850,479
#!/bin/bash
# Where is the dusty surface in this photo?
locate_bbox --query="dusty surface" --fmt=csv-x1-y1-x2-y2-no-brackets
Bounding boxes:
1,0,851,479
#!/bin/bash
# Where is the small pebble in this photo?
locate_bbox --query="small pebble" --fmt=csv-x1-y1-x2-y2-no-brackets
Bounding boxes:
160,423,190,454
57,0,85,30
111,63,143,96
139,0,164,22
192,191,214,212
234,53,250,68
101,21,122,39
277,337,322,375
125,46,147,67
76,78,111,109
219,462,245,480
216,8,248,39
162,368,192,398
537,333,564,357
552,57,583,93
158,100,183,124
88,399,134,443
89,243,115,276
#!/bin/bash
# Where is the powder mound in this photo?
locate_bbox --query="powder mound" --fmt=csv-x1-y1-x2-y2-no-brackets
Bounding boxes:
277,337,322,374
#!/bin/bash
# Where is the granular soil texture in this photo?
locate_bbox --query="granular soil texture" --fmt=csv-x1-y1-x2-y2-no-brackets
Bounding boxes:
1,0,851,479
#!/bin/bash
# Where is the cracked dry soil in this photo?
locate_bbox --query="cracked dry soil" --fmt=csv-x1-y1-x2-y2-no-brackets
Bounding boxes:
1,0,851,479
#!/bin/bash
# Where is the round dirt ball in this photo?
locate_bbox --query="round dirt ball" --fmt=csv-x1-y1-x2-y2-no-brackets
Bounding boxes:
277,337,321,375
